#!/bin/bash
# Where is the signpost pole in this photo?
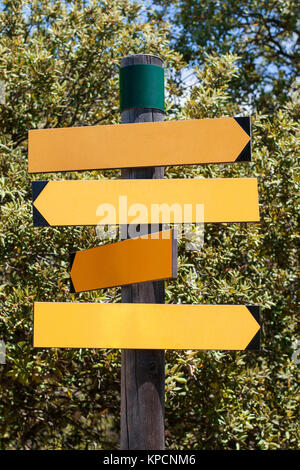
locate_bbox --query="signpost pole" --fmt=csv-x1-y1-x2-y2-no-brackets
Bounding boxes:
120,54,165,450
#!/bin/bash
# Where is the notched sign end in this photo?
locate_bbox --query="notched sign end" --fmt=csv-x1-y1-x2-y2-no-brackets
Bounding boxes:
234,116,251,162
245,305,261,350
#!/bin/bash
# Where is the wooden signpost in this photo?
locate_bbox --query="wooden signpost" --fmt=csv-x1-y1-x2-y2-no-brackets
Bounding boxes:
28,116,251,173
119,55,166,451
70,229,177,293
33,303,260,351
28,54,261,451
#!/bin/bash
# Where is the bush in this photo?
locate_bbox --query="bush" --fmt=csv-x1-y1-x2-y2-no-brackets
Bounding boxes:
0,1,298,450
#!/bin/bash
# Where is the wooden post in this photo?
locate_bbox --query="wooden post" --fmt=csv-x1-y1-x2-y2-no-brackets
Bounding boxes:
120,54,165,450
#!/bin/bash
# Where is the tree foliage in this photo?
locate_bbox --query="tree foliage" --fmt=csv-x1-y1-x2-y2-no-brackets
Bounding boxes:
164,54,299,449
0,0,182,450
149,0,299,111
0,0,299,450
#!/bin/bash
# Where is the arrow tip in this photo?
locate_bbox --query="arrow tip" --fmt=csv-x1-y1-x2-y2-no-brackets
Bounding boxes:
234,116,251,136
245,305,260,350
234,117,251,162
235,141,251,162
32,181,50,226
32,181,48,201
32,205,49,226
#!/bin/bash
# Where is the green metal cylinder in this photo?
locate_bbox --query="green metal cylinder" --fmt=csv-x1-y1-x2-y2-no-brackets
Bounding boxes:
119,64,164,112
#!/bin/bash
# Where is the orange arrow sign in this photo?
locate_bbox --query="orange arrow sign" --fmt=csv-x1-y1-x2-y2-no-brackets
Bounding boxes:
70,229,177,292
32,178,259,226
33,303,260,350
28,117,251,173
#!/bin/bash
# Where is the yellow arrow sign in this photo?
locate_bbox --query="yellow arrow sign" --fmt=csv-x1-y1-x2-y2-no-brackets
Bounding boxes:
70,229,177,292
28,117,251,173
32,178,259,226
33,303,260,350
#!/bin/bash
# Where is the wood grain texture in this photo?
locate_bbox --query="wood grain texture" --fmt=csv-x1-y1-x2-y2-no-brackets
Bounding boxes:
120,54,165,450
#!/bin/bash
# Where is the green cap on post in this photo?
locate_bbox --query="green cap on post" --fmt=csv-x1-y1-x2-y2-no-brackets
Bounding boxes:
119,64,164,112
